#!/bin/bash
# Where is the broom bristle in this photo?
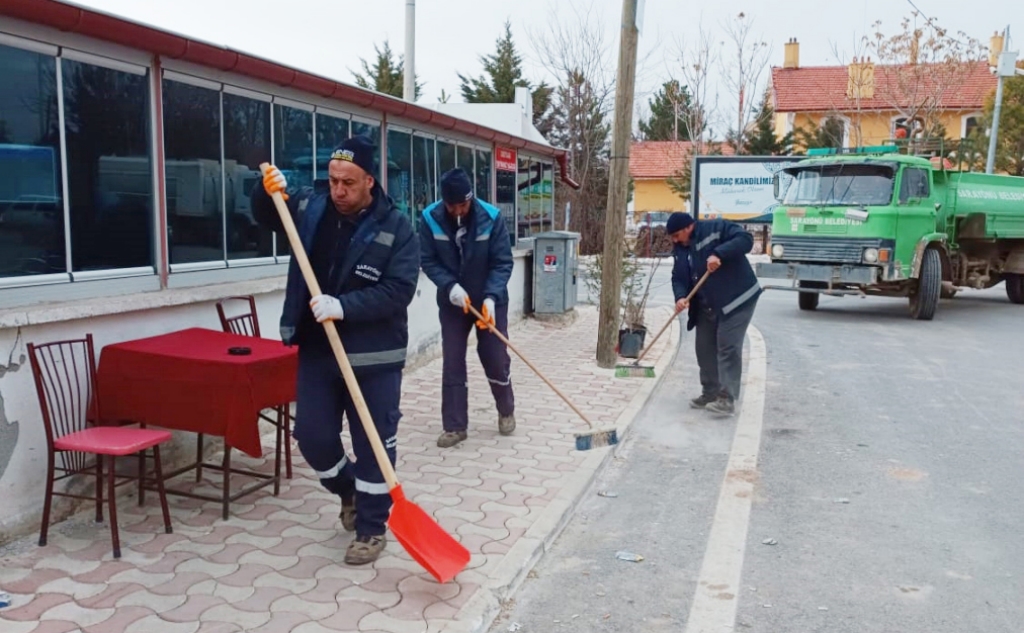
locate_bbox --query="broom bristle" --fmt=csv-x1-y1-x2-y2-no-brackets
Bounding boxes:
575,428,619,451
614,364,656,378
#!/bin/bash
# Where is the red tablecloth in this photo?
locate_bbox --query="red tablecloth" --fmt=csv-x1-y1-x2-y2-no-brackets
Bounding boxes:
96,328,298,458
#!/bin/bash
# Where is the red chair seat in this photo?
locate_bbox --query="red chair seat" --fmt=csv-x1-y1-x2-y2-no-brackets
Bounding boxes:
54,427,172,456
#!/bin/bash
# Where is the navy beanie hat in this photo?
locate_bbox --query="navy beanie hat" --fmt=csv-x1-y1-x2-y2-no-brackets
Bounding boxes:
330,134,377,177
666,212,695,234
440,168,474,204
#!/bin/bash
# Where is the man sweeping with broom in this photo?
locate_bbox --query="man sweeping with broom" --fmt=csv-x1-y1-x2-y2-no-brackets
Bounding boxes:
419,168,516,449
252,135,419,565
667,212,761,417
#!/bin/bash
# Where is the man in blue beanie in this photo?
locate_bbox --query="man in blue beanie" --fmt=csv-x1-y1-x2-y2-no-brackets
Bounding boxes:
419,167,516,448
667,211,760,416
252,134,419,565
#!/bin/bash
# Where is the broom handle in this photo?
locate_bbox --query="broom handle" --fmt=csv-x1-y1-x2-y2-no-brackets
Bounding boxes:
465,304,594,429
259,164,399,491
634,269,712,364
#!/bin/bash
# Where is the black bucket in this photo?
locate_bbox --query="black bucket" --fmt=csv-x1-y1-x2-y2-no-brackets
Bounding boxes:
618,327,647,359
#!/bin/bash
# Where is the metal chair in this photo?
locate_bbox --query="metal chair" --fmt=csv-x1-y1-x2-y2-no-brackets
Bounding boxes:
27,334,173,558
209,296,293,480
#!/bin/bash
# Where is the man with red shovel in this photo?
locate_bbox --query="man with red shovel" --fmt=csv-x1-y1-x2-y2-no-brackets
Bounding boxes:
252,135,419,565
419,168,516,448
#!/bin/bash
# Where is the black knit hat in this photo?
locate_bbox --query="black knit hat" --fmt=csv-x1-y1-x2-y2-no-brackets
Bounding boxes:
666,212,695,234
440,168,474,204
330,134,377,177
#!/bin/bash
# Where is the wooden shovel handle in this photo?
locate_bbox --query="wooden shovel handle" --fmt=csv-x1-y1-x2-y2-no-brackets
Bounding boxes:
259,164,398,491
465,303,594,429
633,269,711,364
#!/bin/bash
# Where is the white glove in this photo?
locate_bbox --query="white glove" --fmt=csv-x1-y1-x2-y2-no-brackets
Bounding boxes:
263,165,288,197
309,294,344,323
483,297,495,320
449,284,469,308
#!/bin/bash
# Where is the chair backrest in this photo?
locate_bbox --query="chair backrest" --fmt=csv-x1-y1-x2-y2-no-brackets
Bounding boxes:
216,295,261,338
27,334,99,469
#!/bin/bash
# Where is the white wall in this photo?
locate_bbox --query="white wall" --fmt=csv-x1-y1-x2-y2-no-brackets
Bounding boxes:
0,252,530,544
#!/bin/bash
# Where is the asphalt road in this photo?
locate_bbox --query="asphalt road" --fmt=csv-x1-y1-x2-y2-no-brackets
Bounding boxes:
491,263,1024,633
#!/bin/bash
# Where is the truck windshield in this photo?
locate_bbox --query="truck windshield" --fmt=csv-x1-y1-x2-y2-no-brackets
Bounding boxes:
782,164,894,207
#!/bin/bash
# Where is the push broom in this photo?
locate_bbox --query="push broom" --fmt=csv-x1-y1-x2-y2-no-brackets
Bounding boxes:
464,303,617,451
615,269,711,378
260,164,470,584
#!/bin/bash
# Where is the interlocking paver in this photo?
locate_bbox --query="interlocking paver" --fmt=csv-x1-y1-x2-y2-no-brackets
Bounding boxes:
0,305,675,632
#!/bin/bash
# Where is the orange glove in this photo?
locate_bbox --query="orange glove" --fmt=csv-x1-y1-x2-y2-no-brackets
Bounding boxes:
263,165,289,201
475,298,496,330
462,295,471,315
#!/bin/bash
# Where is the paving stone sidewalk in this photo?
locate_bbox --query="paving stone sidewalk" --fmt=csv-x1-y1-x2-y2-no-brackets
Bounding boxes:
0,304,678,633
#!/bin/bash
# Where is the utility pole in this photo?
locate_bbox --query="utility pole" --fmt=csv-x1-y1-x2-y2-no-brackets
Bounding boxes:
987,27,1021,174
596,0,640,368
403,0,416,102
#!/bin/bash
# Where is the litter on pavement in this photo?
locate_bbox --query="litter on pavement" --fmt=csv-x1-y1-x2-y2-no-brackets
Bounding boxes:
616,551,644,562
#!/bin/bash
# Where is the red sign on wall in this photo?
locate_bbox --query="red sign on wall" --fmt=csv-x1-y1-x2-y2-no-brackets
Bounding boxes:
495,147,517,172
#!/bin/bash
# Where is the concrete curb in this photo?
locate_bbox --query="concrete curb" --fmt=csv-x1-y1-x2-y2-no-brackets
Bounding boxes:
442,312,682,633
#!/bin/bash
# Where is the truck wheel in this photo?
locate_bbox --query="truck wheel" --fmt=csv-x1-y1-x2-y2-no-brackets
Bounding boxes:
798,287,819,311
1006,274,1024,304
909,248,941,320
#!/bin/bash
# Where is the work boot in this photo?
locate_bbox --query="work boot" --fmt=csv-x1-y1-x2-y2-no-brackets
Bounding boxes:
689,393,720,409
498,413,516,436
339,495,356,533
437,431,468,448
344,534,386,565
705,396,736,417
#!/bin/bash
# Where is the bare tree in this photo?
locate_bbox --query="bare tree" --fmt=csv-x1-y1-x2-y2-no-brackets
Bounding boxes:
863,13,986,142
720,12,772,152
529,0,616,254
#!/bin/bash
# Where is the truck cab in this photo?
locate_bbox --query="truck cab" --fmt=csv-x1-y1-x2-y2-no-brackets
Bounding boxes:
757,143,1024,319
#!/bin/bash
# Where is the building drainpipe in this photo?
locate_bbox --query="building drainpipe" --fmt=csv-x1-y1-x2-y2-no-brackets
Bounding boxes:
404,0,415,103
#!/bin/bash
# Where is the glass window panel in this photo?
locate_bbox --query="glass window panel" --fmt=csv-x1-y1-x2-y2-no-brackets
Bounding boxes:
163,79,223,265
223,93,271,261
276,105,314,257
412,134,436,226
315,112,348,179
457,145,473,173
386,128,412,218
475,149,492,202
62,58,153,273
494,154,517,248
0,44,65,278
351,120,381,176
516,156,533,239
437,140,456,179
541,161,554,231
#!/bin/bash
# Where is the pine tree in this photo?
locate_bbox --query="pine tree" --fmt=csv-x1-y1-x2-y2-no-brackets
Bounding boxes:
457,20,554,138
743,90,793,155
794,117,846,152
638,80,698,141
352,40,423,100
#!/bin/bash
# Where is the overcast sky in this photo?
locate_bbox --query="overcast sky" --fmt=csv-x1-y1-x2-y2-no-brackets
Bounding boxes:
73,0,1018,128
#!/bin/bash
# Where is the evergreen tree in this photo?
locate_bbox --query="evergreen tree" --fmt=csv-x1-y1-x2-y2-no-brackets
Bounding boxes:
743,90,793,155
638,80,698,141
973,66,1024,176
352,40,423,100
794,117,846,153
457,20,554,138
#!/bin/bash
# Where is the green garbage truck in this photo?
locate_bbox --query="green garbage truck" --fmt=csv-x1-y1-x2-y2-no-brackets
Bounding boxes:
756,144,1024,319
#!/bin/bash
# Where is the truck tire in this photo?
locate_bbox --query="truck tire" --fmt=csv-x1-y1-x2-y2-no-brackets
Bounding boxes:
798,285,819,311
909,248,941,320
1006,274,1024,304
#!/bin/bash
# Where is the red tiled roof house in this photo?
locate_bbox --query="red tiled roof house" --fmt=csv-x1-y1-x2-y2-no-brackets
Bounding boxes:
628,141,733,223
769,38,998,149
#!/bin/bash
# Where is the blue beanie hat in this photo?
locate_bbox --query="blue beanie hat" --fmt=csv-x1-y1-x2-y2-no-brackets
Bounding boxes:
666,212,695,234
330,134,377,177
440,168,474,204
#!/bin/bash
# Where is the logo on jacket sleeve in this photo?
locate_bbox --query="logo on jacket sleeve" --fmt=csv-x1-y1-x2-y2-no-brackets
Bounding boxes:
355,264,383,282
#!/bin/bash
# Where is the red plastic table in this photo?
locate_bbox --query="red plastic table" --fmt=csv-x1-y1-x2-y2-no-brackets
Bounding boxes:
97,327,298,518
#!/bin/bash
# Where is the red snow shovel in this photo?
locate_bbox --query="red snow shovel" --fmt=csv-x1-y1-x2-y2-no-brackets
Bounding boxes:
259,164,470,584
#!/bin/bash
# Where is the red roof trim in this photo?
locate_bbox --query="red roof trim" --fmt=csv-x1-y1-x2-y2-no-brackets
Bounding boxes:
0,0,581,187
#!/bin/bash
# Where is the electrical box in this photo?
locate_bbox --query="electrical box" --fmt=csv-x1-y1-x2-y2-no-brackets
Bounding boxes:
532,231,580,314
